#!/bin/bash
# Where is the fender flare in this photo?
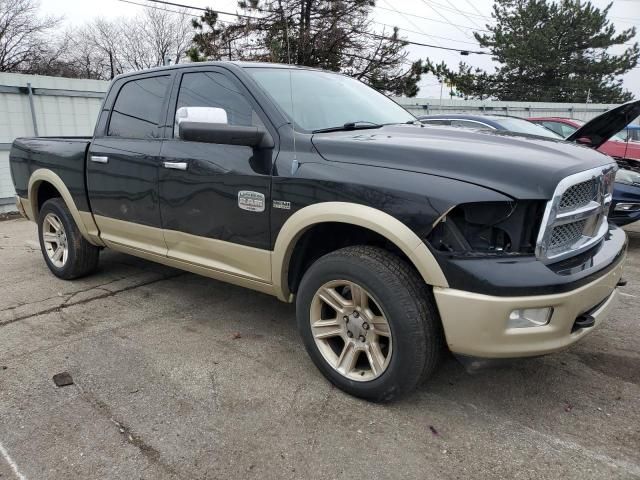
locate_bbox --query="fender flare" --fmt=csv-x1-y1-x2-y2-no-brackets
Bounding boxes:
271,202,448,301
28,169,104,246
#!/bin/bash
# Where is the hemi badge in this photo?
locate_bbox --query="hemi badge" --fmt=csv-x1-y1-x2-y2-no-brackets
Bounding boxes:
273,200,291,210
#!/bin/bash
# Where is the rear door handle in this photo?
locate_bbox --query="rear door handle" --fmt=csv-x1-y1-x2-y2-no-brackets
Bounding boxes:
163,161,188,171
90,155,109,164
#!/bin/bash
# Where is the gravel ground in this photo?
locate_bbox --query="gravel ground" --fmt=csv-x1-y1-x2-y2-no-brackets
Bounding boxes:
0,217,639,480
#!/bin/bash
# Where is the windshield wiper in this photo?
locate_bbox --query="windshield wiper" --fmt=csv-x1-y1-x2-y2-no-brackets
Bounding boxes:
312,121,383,134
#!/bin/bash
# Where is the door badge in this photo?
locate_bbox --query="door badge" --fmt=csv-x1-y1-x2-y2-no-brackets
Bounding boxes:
238,191,265,212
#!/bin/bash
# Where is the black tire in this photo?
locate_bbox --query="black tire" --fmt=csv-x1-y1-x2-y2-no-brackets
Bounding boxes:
38,198,100,280
296,245,444,402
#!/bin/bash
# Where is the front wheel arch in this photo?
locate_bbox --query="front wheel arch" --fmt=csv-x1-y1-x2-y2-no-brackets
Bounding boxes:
272,202,449,302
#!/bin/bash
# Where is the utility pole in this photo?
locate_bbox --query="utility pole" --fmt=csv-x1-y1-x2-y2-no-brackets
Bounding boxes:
585,88,591,112
109,50,115,80
439,80,444,106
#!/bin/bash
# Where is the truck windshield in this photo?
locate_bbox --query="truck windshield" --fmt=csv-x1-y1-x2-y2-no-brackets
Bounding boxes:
247,67,415,132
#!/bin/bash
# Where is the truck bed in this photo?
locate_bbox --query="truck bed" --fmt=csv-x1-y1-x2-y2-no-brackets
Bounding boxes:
10,136,92,213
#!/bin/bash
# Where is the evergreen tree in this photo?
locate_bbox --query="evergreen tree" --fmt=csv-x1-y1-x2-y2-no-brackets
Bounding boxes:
425,0,638,102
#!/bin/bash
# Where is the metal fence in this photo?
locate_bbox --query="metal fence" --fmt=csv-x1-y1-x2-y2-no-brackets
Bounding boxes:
0,71,636,213
392,97,640,124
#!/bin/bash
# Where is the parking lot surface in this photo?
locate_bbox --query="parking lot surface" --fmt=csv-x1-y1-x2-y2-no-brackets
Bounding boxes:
0,217,639,479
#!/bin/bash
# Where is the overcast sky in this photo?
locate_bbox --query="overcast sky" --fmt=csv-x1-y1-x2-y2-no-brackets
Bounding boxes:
43,0,640,99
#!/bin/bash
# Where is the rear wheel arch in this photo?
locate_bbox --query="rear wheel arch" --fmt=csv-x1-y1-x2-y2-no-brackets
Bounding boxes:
272,202,448,302
33,180,61,217
28,169,104,246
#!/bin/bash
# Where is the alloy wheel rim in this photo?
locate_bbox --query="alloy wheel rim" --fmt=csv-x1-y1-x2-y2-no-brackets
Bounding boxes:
310,280,393,382
42,213,68,268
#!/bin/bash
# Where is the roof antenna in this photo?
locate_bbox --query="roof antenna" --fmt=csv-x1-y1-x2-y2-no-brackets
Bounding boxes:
280,1,299,174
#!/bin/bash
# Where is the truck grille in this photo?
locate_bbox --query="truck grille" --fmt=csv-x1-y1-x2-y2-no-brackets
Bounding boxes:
549,220,587,250
559,179,596,211
536,166,616,263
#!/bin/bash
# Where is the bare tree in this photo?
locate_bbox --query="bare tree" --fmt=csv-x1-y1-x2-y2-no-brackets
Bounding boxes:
0,0,61,72
60,7,193,79
118,7,192,69
140,7,192,66
1,2,193,79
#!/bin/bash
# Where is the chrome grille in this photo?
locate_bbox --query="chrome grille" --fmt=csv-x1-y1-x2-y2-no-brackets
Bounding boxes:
549,220,587,251
559,179,596,211
536,166,616,263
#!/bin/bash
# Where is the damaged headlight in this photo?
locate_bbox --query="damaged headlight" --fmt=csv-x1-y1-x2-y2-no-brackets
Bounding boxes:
426,201,545,256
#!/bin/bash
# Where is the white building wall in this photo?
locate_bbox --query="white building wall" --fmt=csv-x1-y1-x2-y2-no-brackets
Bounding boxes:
0,73,108,213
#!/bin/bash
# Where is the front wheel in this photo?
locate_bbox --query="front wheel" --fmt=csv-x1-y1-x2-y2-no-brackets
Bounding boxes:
296,246,444,402
38,198,100,279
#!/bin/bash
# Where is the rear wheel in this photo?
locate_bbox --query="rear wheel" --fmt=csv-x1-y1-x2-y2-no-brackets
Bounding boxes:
296,245,444,402
38,198,100,279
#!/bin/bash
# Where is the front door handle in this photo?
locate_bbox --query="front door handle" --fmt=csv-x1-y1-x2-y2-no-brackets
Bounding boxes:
163,161,188,171
90,155,109,164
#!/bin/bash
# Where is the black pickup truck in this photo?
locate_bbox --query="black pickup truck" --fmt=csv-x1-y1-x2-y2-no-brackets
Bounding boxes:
10,62,632,401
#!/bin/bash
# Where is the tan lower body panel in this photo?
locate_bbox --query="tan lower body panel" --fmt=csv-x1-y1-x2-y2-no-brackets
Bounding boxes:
163,229,271,283
78,211,105,246
94,215,273,292
107,241,277,296
94,215,168,257
15,196,30,220
433,258,624,358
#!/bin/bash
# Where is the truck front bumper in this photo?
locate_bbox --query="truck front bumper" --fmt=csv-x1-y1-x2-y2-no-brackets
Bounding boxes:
433,255,625,358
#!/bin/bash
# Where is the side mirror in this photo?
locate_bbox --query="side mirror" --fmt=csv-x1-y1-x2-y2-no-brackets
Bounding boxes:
176,106,273,148
176,106,228,127
576,136,593,146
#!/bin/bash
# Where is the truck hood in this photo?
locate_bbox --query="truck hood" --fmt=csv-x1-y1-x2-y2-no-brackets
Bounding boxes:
311,124,615,199
567,99,640,149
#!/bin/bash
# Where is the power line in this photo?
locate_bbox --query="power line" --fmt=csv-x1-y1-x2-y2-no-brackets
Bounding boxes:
369,33,489,55
126,0,472,49
143,0,255,19
417,0,477,39
112,0,448,71
373,22,481,46
428,0,489,23
117,0,201,17
425,0,493,21
375,5,491,33
441,0,485,28
143,0,494,40
463,0,488,19
379,0,444,47
125,0,491,55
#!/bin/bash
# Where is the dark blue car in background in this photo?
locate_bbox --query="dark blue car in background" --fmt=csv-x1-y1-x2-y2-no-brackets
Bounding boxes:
419,113,640,226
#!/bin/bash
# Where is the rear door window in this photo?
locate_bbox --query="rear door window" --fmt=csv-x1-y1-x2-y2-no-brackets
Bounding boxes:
108,76,171,139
